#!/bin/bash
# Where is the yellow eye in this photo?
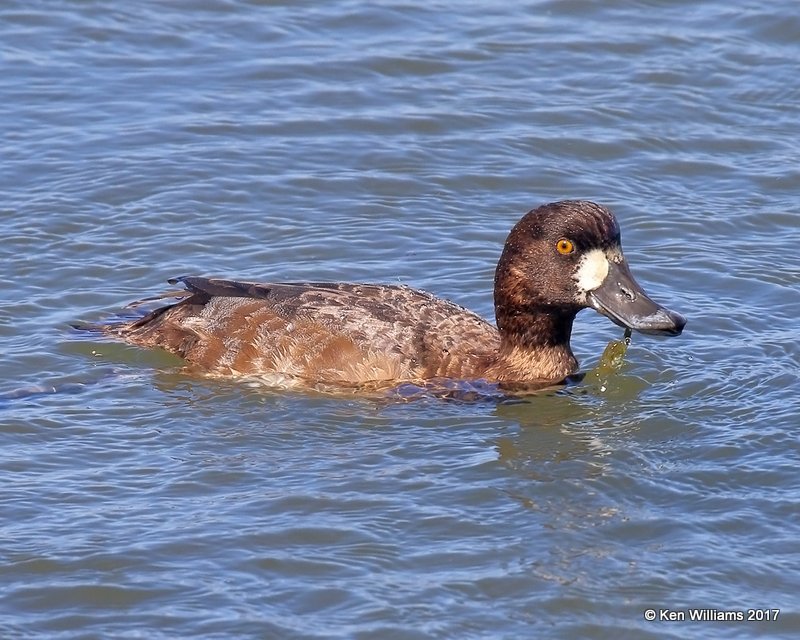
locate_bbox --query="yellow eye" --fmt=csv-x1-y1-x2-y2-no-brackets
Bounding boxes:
556,238,575,255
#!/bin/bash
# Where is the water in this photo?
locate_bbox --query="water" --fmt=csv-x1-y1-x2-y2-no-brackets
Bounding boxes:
2,0,799,637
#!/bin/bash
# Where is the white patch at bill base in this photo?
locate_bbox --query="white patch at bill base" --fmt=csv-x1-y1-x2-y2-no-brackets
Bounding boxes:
574,248,610,294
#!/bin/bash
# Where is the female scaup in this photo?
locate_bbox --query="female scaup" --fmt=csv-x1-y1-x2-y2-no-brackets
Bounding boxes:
102,201,685,389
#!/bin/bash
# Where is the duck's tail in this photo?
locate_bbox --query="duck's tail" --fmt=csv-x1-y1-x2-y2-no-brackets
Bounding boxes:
71,286,193,339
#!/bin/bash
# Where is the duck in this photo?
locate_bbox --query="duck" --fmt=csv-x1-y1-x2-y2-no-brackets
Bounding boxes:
100,200,685,390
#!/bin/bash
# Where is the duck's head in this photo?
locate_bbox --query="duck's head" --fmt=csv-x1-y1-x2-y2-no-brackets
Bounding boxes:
494,200,686,338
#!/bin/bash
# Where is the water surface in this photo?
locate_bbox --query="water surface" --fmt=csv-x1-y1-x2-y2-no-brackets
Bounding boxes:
2,1,799,638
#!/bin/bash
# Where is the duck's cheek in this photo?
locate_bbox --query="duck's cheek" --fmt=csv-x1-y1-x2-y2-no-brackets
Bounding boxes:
573,249,610,303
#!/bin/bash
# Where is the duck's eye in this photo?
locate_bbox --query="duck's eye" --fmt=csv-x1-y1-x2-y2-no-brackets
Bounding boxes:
556,238,575,255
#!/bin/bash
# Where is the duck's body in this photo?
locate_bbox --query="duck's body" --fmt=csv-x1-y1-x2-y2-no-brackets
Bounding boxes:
111,279,577,387
100,201,685,389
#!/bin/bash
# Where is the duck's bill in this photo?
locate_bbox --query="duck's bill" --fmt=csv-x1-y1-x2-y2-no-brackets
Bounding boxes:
587,260,686,336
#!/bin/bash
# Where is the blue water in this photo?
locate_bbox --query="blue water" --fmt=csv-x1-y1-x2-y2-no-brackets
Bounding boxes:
1,1,799,638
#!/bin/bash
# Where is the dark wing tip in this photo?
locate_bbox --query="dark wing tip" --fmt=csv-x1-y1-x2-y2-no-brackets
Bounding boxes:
168,275,275,300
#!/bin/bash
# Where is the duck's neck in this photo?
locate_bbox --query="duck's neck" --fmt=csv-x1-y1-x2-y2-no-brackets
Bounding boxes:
490,306,579,382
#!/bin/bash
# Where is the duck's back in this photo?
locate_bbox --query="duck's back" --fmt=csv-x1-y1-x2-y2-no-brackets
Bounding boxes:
112,277,499,386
